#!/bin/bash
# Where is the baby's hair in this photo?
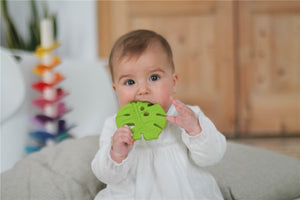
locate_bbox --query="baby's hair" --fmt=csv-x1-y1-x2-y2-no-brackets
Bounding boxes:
109,29,174,81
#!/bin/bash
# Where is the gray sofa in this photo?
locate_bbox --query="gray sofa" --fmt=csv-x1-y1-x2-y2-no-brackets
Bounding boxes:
1,135,300,200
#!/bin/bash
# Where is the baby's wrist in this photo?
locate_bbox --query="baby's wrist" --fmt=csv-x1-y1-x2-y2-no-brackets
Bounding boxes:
110,147,127,163
187,122,202,136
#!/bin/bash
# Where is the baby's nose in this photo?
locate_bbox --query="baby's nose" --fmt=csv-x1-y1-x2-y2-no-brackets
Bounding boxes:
137,82,150,95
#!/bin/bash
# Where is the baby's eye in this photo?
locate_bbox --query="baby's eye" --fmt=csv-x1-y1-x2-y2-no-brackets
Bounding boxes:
125,79,135,85
150,74,160,82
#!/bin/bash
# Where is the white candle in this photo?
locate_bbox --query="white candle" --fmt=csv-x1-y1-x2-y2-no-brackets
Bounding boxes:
40,18,54,48
43,70,55,84
44,103,57,118
43,87,56,101
42,52,54,66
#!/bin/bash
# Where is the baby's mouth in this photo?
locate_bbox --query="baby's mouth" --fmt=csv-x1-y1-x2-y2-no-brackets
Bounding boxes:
132,100,153,104
134,98,154,103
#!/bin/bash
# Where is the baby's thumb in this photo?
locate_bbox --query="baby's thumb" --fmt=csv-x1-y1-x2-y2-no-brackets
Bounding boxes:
166,116,177,124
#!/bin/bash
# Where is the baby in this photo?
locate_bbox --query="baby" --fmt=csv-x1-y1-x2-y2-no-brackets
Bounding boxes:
92,30,226,200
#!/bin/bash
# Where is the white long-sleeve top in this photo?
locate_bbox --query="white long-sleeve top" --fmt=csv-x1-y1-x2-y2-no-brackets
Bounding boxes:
91,104,226,200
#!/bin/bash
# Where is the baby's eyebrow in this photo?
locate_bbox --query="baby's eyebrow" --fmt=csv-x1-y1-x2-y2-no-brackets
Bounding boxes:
118,74,132,82
148,68,165,74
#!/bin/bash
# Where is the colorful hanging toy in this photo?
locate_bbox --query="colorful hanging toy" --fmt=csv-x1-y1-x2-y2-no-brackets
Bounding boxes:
26,18,73,153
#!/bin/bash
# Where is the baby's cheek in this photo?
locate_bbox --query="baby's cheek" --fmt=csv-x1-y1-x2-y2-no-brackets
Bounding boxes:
119,99,133,108
160,99,172,112
117,90,135,107
160,94,173,111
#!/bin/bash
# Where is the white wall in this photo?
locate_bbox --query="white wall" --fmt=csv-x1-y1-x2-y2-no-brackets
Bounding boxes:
0,0,99,60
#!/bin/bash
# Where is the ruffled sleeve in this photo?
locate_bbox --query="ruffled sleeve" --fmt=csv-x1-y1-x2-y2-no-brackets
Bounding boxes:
181,106,227,167
91,116,136,185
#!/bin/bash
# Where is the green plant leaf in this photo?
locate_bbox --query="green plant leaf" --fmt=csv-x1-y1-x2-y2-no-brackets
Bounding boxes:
52,14,57,39
1,0,57,51
116,101,167,141
1,0,25,49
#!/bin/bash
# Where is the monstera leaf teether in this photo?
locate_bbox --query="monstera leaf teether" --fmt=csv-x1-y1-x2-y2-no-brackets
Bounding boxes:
116,101,167,141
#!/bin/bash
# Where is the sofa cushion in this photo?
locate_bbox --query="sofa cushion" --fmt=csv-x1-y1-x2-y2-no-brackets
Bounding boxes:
205,142,300,200
1,136,105,200
1,136,300,200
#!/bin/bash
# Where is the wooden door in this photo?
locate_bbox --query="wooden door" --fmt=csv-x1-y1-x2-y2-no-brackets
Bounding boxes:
238,1,300,135
98,0,236,135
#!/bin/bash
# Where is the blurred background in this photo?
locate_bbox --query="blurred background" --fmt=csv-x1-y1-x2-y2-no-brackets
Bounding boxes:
0,0,98,60
1,0,300,171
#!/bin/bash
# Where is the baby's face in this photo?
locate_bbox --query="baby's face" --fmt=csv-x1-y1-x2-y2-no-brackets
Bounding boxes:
112,44,178,112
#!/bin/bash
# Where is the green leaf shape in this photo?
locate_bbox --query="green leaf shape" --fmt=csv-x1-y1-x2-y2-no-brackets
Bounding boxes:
116,101,167,141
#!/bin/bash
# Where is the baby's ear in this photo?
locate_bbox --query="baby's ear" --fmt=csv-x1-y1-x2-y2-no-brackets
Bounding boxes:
172,73,178,92
112,83,116,92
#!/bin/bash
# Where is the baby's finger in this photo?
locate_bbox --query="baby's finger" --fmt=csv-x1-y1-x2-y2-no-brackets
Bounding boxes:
119,132,134,144
166,116,177,124
122,125,132,131
175,99,186,107
170,97,184,108
123,127,134,137
124,137,135,145
175,99,186,110
118,125,132,133
115,127,132,140
170,96,179,106
173,102,185,114
174,99,193,116
170,96,177,104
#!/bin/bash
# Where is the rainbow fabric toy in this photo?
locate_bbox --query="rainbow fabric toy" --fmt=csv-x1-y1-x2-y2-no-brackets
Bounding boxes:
116,101,167,141
26,18,73,153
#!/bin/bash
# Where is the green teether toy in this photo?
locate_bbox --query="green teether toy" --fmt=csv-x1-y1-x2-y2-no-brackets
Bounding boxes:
116,101,167,141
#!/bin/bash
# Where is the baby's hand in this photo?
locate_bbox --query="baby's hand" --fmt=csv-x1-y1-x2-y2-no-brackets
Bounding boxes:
166,97,202,136
110,125,135,163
